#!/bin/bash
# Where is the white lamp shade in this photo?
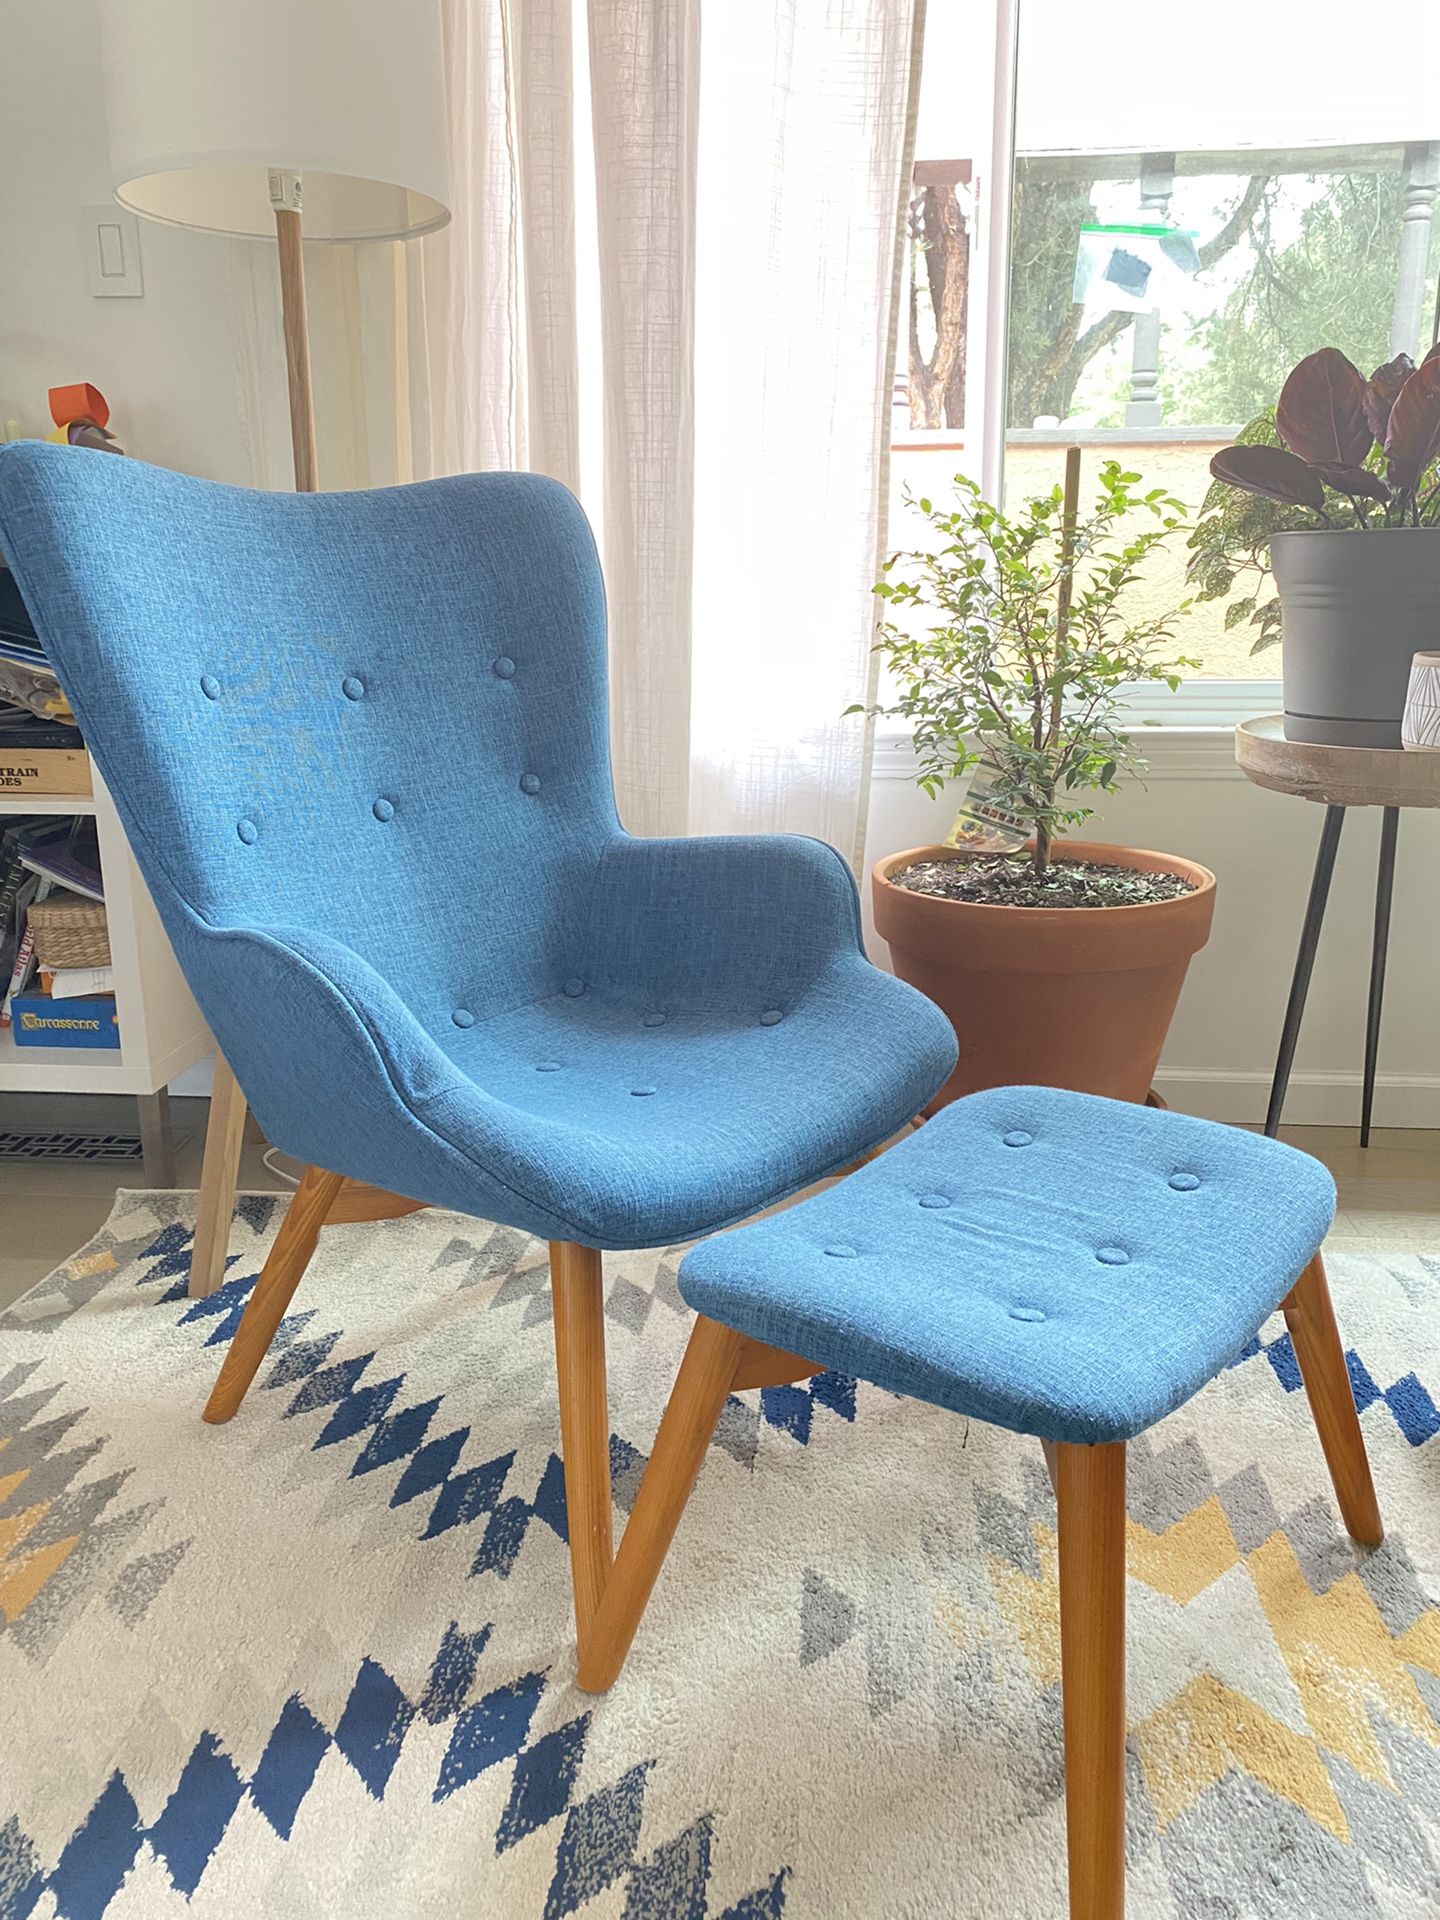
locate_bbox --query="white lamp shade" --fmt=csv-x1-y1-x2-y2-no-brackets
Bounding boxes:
98,0,450,243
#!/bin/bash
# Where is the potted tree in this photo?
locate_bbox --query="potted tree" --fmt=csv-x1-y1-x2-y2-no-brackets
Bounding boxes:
1191,345,1440,746
865,454,1215,1110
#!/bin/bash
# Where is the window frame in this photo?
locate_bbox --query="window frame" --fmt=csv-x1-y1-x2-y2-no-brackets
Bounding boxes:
917,50,1434,722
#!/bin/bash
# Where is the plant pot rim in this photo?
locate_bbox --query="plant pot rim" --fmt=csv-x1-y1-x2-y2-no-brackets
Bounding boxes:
873,841,1216,919
1271,525,1440,540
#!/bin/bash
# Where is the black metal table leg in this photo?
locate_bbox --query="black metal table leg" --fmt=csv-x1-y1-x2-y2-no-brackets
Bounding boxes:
1265,804,1346,1139
1360,806,1400,1148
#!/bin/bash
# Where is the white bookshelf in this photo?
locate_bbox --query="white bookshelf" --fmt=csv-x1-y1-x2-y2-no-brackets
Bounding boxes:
0,766,212,1169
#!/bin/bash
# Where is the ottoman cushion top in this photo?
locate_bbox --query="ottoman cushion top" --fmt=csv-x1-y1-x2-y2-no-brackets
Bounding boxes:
677,1087,1336,1445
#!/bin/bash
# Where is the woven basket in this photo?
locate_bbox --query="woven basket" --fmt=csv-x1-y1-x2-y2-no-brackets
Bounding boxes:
27,894,111,969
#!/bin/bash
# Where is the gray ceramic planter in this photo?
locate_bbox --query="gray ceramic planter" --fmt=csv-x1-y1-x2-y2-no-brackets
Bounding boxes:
1272,528,1440,747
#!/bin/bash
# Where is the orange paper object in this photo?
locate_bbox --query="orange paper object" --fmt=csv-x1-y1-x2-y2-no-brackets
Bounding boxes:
48,383,110,431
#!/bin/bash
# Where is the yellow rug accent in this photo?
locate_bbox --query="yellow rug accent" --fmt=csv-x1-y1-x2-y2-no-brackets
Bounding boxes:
67,1249,117,1281
987,1520,1062,1689
1247,1531,1440,1789
0,1499,78,1623
1135,1672,1351,1841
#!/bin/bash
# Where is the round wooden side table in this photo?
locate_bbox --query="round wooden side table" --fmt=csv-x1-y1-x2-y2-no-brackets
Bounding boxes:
1236,715,1440,1143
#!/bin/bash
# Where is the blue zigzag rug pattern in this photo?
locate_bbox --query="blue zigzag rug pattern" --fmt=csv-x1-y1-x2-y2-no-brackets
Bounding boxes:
1,1191,1437,1918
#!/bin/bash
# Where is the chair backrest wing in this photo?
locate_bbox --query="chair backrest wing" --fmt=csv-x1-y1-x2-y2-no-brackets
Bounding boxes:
0,446,619,1025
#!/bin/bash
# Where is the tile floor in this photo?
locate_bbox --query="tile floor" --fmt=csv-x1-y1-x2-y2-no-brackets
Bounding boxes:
0,1095,294,1311
0,1098,1436,1315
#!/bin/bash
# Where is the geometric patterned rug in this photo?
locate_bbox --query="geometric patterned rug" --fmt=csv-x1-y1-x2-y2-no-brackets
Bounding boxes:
1,1192,1437,1919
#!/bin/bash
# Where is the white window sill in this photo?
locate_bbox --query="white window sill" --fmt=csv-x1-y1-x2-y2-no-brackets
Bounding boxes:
871,680,1278,784
1112,678,1281,729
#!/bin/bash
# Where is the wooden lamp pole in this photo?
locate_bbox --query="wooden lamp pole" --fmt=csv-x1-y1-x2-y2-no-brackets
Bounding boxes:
188,174,317,1300
271,171,319,496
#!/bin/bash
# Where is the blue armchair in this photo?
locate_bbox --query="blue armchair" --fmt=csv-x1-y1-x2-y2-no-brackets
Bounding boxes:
0,442,955,1641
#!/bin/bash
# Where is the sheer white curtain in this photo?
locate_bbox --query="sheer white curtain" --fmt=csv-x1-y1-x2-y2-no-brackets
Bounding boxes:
433,0,581,486
689,2,924,860
259,0,924,866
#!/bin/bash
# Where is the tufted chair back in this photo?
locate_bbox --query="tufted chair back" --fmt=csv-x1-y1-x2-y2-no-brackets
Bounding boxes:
0,446,622,1060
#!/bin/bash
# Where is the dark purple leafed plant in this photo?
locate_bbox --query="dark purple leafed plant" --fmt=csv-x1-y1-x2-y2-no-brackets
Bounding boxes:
1210,345,1440,527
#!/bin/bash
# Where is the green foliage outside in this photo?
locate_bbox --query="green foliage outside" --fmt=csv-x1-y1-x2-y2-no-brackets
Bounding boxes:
1008,165,1440,433
1173,173,1408,424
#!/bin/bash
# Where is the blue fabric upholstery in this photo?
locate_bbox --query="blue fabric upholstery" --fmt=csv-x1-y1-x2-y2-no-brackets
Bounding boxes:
678,1087,1337,1444
0,443,956,1248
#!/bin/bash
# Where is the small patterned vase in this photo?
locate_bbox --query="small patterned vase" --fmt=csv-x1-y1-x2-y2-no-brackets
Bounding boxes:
1401,651,1440,750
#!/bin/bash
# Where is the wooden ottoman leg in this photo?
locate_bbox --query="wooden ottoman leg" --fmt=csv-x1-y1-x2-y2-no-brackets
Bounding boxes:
188,1052,249,1300
202,1165,343,1423
577,1313,746,1693
1055,1440,1127,1920
550,1243,615,1650
1283,1253,1383,1547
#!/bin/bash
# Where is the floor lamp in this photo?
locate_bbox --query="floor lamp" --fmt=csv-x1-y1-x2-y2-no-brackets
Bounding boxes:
98,0,450,1295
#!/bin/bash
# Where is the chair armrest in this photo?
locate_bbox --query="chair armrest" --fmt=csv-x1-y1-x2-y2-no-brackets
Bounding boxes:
169,915,620,1238
584,832,866,1002
168,913,476,1190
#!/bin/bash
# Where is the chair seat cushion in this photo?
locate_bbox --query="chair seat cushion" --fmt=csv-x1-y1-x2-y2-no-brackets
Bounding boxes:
677,1087,1337,1444
407,958,956,1249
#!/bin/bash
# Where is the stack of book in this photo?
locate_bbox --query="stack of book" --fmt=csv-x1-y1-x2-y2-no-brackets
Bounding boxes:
0,814,116,1049
0,565,90,798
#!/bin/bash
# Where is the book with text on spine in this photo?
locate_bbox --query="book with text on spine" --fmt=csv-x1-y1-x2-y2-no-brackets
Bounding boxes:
11,989,119,1051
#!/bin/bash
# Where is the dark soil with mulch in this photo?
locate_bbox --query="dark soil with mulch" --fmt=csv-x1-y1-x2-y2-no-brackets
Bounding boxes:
890,854,1197,909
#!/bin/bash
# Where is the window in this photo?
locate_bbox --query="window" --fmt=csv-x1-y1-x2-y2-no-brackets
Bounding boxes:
1004,146,1440,679
890,5,1440,714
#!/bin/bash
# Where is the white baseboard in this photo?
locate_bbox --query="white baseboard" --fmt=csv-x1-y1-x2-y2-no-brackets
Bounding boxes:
1153,1067,1440,1129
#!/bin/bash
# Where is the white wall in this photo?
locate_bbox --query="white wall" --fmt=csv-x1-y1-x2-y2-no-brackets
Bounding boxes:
863,731,1440,1128
0,0,258,484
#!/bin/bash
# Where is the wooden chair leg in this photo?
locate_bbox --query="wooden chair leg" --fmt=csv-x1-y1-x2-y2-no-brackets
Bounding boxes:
550,1242,615,1650
201,1165,343,1423
1055,1440,1127,1920
188,1051,249,1300
1283,1252,1384,1546
576,1313,746,1693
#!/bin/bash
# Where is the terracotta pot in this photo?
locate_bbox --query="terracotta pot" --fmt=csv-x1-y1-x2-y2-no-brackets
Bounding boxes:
872,841,1216,1112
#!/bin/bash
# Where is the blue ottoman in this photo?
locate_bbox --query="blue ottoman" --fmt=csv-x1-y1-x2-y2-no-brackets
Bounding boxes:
578,1088,1383,1920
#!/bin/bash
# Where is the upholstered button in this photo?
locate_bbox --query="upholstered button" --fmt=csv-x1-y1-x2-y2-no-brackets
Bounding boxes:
493,656,516,679
341,676,365,700
1096,1246,1130,1266
562,977,585,998
759,1009,783,1026
1169,1171,1201,1191
918,1193,950,1209
519,772,542,795
535,1061,562,1073
236,818,258,845
372,797,395,822
1002,1129,1033,1148
451,1009,476,1029
824,1245,857,1259
630,1086,657,1097
642,1011,667,1027
1009,1306,1046,1323
200,674,221,700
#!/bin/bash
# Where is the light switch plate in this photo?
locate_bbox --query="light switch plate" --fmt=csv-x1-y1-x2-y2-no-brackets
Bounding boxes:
82,205,144,297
